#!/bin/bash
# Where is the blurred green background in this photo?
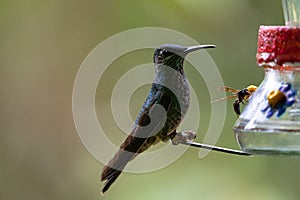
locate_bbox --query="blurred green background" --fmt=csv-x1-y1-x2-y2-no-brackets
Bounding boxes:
2,0,300,199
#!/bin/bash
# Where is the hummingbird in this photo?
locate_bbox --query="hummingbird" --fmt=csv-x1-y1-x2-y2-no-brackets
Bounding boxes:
100,43,216,193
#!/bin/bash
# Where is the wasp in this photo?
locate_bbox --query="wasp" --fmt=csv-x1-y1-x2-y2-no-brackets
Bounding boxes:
212,85,257,115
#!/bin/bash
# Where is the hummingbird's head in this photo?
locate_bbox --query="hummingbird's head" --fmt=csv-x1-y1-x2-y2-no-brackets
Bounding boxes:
153,44,215,71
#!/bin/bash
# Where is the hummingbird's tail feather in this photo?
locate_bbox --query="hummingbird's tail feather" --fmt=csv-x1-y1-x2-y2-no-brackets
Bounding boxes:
101,149,132,194
101,166,122,194
101,132,153,193
101,104,166,193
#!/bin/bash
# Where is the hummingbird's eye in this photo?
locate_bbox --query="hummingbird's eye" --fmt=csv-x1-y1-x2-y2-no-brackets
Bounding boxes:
160,49,171,57
156,49,166,63
158,49,173,60
154,48,172,64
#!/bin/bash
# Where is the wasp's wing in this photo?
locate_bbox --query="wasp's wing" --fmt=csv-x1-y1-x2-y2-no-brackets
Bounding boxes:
211,95,237,103
219,86,239,94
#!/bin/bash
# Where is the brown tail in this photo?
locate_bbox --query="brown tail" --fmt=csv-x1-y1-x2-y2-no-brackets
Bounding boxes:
101,133,154,193
101,106,163,194
101,165,122,194
100,147,134,194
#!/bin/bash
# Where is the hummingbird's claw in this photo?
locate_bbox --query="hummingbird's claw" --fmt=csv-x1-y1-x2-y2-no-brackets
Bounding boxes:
171,131,196,145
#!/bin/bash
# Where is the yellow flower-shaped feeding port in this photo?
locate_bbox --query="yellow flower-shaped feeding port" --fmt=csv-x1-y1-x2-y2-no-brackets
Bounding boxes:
267,90,287,108
261,83,297,118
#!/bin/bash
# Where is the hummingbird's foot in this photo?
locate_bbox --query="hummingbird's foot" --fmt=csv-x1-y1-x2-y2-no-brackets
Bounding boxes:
171,131,196,145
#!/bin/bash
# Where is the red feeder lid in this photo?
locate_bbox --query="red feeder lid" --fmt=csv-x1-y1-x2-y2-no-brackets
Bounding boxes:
256,26,300,66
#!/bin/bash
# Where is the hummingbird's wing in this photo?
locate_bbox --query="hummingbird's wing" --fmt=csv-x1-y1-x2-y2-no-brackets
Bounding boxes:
101,86,175,193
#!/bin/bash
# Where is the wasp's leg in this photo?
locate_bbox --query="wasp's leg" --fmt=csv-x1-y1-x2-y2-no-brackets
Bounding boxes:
241,99,249,104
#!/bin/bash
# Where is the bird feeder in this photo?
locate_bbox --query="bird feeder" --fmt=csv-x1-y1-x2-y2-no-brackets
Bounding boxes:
234,0,300,156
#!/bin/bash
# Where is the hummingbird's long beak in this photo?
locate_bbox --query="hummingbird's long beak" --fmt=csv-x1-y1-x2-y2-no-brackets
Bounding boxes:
184,45,216,54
